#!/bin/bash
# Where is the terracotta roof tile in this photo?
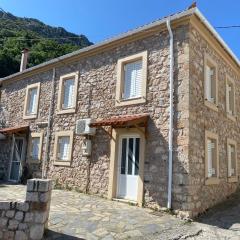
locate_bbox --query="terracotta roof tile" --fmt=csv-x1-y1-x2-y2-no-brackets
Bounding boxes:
0,125,29,134
90,114,149,127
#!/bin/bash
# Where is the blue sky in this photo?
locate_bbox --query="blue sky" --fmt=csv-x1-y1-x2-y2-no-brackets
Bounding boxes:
1,0,240,58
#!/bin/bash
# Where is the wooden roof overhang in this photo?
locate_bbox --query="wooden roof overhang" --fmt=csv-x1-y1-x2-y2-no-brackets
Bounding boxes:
0,125,29,135
90,114,149,138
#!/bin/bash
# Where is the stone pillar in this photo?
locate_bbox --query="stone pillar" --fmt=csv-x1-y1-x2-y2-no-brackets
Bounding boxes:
0,179,52,240
26,179,52,239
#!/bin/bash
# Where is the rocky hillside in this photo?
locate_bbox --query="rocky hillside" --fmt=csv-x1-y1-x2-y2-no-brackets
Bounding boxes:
0,10,92,78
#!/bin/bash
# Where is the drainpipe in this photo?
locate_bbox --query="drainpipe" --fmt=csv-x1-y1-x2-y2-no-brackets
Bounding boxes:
42,68,56,179
166,18,174,209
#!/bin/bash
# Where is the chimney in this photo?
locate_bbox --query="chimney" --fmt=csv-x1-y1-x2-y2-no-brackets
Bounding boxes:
20,48,29,72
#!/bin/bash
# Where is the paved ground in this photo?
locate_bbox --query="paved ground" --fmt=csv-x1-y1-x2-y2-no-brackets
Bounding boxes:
0,184,240,240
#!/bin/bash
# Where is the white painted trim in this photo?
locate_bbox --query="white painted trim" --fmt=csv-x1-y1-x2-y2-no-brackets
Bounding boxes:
195,9,240,67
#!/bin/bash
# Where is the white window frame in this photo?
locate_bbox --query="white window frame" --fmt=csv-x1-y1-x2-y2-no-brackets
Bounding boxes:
227,139,238,182
204,54,218,112
57,72,79,114
53,131,74,166
116,51,148,106
23,83,40,119
205,131,220,185
28,132,43,163
226,76,236,121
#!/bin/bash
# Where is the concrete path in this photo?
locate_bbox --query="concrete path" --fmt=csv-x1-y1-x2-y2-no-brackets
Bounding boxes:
0,183,239,240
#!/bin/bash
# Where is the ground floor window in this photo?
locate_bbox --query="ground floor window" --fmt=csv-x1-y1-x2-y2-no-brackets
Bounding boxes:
227,139,237,182
28,132,43,162
53,131,74,166
205,131,219,185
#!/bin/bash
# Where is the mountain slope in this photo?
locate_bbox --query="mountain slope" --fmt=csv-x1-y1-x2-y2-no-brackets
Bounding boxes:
0,10,92,78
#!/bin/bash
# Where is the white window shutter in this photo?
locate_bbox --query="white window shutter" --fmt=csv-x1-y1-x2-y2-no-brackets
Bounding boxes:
228,145,232,176
124,63,133,99
206,66,215,103
28,88,37,114
207,139,213,177
134,61,142,98
63,79,75,109
206,66,211,102
58,136,70,160
31,137,40,159
123,60,142,99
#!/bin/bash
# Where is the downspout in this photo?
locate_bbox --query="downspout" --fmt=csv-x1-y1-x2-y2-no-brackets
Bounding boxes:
166,18,174,209
42,68,56,179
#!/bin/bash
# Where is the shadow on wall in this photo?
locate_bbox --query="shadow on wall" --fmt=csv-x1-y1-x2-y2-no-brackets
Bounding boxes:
44,230,85,240
144,41,190,211
196,188,240,230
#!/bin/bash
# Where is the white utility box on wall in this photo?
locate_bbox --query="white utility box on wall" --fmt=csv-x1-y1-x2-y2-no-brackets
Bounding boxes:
82,139,92,156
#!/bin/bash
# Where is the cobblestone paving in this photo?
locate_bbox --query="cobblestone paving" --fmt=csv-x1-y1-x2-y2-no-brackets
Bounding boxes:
0,184,240,239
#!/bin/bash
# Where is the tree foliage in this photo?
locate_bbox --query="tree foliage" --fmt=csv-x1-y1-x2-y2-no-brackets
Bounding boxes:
0,11,92,78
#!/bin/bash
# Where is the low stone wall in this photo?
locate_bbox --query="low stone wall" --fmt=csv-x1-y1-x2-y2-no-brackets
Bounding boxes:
0,179,52,240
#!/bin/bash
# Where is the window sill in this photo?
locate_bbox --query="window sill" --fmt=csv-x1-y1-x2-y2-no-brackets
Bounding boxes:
54,160,71,166
205,177,220,185
115,97,146,107
228,176,238,183
57,108,76,115
204,100,218,112
227,113,236,122
23,114,37,120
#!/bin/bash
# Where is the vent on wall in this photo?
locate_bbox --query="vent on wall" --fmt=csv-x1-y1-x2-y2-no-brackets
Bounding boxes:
75,118,96,135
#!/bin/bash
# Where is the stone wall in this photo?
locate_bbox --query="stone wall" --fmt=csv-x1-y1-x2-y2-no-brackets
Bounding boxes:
0,23,190,212
0,137,11,180
188,24,240,217
0,179,52,240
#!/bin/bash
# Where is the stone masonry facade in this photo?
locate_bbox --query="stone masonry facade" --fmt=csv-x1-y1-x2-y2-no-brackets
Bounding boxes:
0,10,239,218
0,179,52,240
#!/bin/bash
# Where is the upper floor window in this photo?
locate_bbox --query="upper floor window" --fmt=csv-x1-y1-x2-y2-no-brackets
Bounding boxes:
227,139,237,182
23,83,40,119
53,131,74,166
204,54,218,111
28,132,43,163
123,60,142,100
226,77,236,120
57,72,79,114
205,131,219,185
116,51,147,106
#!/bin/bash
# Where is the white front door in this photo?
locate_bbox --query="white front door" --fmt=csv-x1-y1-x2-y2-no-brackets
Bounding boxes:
117,136,140,201
9,136,26,182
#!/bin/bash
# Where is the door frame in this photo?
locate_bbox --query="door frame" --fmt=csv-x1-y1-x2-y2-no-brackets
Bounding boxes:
8,135,27,182
108,128,146,206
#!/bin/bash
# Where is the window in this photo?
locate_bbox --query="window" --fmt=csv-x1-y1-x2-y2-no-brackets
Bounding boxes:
28,132,43,162
204,54,218,111
123,61,142,100
23,83,40,119
116,51,147,106
205,131,219,185
120,137,140,176
226,77,235,120
57,72,79,114
227,139,237,182
53,131,74,166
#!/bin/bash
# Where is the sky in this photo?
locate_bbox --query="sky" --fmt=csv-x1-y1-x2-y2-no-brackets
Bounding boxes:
1,0,240,59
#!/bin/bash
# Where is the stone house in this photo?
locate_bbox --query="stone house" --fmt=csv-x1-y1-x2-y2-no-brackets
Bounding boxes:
0,7,239,218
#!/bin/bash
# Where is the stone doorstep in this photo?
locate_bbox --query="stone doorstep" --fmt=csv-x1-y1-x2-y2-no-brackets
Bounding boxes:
112,198,137,206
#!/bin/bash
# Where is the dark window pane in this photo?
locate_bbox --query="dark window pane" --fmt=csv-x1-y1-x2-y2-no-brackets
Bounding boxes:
128,138,133,175
121,138,127,174
135,138,140,175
